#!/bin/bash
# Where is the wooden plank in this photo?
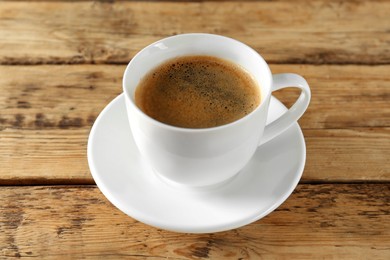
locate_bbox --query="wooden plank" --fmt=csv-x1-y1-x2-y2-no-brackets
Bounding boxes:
0,65,122,131
0,64,389,130
0,65,389,183
0,1,389,65
270,64,390,129
0,184,388,258
303,128,390,182
0,128,93,185
1,127,388,184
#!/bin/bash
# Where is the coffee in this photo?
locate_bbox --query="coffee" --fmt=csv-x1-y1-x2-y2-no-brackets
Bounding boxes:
135,55,261,128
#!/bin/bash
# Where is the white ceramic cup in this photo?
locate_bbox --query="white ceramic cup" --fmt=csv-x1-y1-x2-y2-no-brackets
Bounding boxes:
123,33,311,187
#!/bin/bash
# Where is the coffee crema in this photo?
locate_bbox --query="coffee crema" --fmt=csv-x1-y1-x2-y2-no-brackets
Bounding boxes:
135,55,261,128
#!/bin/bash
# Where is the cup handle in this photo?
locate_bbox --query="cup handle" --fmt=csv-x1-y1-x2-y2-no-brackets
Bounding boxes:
259,73,311,146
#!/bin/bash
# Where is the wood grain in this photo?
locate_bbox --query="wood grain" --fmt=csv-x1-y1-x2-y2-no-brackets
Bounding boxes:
0,127,388,184
0,65,389,183
272,64,390,129
0,64,388,130
0,65,122,132
304,128,390,182
0,1,389,65
0,128,93,185
0,184,388,259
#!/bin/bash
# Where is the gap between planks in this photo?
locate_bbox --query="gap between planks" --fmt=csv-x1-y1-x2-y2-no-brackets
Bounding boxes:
1,180,390,187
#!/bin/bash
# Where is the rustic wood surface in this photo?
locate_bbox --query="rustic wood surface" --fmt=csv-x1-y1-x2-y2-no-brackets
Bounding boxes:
0,65,388,184
1,1,390,65
0,0,389,259
0,185,389,259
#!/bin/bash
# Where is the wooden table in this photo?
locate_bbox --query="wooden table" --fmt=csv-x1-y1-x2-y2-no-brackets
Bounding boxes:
1,0,389,258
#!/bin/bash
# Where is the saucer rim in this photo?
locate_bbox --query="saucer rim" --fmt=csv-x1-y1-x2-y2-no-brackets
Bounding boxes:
88,94,306,233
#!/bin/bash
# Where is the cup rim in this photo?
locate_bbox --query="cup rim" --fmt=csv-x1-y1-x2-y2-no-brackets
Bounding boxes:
123,33,272,133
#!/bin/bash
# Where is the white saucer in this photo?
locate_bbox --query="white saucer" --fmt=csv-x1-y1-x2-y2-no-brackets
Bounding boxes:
88,94,306,233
